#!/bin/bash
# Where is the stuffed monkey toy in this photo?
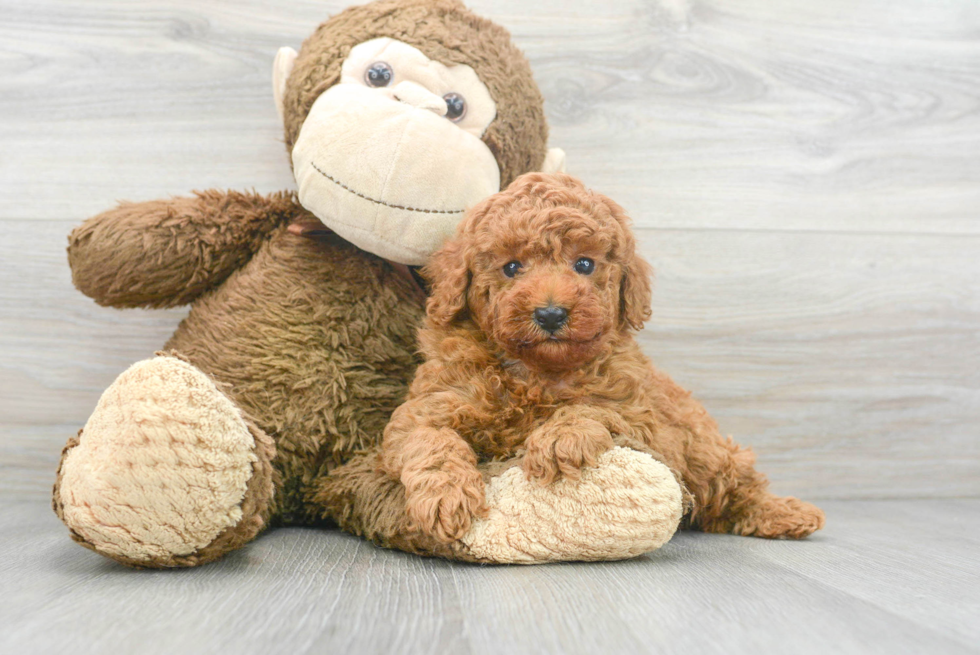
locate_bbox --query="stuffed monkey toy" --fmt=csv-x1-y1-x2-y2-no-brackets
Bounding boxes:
53,0,687,567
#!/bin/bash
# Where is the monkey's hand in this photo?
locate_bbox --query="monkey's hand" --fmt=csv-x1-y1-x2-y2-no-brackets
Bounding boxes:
68,190,301,308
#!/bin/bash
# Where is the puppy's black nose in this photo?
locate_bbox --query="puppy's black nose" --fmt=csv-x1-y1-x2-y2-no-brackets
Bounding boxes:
533,306,568,333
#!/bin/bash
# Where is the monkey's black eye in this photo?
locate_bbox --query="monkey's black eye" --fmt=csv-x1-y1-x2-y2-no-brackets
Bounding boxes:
443,93,466,121
502,261,522,278
365,62,393,87
573,257,595,275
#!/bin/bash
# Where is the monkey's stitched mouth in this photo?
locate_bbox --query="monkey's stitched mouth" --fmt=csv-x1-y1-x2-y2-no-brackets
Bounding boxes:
311,162,466,215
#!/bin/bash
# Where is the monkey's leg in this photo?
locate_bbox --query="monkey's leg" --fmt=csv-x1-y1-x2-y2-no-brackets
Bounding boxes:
309,444,685,564
684,437,825,539
53,354,277,568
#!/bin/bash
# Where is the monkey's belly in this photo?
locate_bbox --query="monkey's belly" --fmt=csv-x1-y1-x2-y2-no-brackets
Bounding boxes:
165,225,424,521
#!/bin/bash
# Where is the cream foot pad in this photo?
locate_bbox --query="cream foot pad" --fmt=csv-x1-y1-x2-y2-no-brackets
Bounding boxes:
58,356,257,564
460,447,684,563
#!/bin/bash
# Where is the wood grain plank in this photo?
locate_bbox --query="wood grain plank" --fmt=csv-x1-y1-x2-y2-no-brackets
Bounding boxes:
2,221,977,500
1,499,977,655
750,499,980,648
638,228,980,499
0,506,469,655
2,0,978,235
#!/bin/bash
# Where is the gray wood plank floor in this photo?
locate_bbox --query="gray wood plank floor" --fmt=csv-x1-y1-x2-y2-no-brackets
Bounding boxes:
1,498,978,655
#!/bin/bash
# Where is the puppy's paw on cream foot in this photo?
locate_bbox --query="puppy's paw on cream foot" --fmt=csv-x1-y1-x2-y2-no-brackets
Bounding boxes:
522,417,614,485
458,447,683,563
54,355,275,568
404,469,488,543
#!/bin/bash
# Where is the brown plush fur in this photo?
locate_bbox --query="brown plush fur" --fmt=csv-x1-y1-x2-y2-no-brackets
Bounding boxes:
68,191,300,309
380,173,825,544
65,190,427,529
55,0,550,567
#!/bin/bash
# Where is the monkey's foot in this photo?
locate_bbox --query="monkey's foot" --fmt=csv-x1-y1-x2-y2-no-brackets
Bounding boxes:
53,355,275,567
457,447,684,563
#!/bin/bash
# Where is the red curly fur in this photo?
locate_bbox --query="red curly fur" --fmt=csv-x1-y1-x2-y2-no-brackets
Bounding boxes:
381,173,825,544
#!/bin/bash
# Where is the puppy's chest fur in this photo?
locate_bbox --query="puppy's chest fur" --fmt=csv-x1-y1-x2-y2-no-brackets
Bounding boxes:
415,331,678,464
458,359,610,460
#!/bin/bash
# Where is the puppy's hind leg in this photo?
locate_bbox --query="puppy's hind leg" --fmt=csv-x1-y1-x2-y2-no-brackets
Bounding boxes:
688,438,825,540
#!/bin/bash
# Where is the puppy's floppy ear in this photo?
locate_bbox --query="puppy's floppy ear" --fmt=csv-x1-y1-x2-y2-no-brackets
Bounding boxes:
620,251,653,331
601,195,653,331
424,237,471,327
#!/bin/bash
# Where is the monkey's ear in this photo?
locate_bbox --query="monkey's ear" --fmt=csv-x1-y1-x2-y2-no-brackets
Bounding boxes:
423,238,471,328
541,148,567,174
273,46,298,122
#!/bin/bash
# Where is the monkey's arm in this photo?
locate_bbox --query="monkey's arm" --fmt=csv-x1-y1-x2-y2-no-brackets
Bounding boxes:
68,190,304,308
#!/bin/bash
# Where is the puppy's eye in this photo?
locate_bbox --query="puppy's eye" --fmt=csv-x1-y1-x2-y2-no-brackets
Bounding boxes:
573,257,595,275
502,261,523,278
365,62,393,87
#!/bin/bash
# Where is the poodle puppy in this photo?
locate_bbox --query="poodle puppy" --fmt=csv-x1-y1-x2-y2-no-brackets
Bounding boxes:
381,172,825,544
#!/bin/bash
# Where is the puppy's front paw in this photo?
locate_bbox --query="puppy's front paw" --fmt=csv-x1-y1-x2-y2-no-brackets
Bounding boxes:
404,469,488,543
523,419,614,485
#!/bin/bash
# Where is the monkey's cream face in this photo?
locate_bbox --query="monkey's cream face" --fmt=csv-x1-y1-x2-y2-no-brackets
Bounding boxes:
290,38,501,265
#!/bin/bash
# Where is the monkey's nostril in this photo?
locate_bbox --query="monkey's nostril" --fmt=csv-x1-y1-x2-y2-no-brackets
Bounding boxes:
533,306,568,333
